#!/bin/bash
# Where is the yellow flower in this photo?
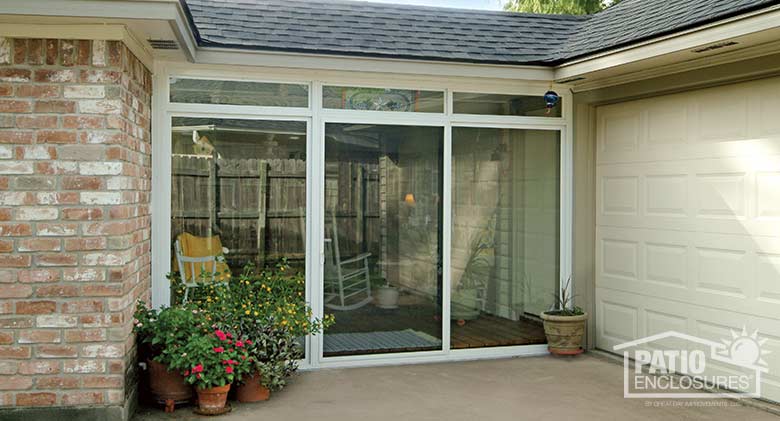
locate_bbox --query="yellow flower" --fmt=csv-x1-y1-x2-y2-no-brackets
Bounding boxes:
245,310,250,315
253,311,259,316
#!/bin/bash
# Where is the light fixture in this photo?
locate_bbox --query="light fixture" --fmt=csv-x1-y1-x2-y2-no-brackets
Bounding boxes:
404,193,416,205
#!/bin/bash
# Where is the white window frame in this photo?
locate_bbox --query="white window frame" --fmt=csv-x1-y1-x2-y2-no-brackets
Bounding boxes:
151,61,573,370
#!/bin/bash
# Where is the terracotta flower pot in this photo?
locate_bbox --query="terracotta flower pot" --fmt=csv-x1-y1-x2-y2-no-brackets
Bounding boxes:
147,359,192,412
196,384,231,413
236,372,271,403
540,312,588,355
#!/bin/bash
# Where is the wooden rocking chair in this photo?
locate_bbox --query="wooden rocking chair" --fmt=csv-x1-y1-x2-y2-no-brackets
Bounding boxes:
324,213,373,311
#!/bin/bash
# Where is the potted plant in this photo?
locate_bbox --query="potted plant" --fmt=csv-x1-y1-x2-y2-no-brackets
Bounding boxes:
452,237,491,324
171,328,251,414
540,278,587,355
133,302,206,412
188,260,334,402
374,278,399,309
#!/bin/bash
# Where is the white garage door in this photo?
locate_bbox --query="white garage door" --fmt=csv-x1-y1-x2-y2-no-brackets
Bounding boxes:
595,76,780,402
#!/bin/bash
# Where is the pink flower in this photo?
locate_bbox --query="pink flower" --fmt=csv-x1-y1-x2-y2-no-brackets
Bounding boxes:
245,340,252,345
196,373,202,379
235,340,244,348
226,332,233,339
225,366,234,374
213,347,224,353
184,370,190,376
215,330,227,341
193,364,203,373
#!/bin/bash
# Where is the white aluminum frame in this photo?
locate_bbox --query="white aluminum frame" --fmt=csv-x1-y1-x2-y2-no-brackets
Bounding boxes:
151,61,573,370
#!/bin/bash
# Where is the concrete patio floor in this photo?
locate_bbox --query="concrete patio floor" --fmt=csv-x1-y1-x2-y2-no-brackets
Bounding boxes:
133,354,779,421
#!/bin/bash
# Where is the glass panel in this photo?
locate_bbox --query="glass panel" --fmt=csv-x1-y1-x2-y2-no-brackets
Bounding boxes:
323,86,444,113
323,123,444,357
453,92,562,117
170,117,307,286
450,127,560,349
170,78,309,107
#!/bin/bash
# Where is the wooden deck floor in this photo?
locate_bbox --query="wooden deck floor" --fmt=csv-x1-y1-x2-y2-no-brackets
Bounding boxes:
324,303,546,357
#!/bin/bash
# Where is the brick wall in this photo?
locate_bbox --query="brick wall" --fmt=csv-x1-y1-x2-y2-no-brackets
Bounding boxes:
0,37,151,414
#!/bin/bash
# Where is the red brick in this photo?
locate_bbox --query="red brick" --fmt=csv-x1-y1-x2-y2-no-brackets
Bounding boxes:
15,85,60,98
80,284,123,297
18,238,61,252
18,269,59,283
27,39,43,65
13,39,26,64
16,301,57,314
0,346,31,359
36,345,77,358
37,131,76,144
34,100,76,113
0,99,31,113
36,192,78,205
16,392,56,406
80,70,120,83
63,115,103,129
35,69,77,83
35,162,78,176
0,331,12,344
62,176,102,190
64,329,105,343
0,84,12,96
36,376,79,389
0,239,12,252
62,391,103,405
0,131,34,144
61,40,76,66
0,284,32,298
62,300,103,314
18,361,59,375
62,207,103,220
18,330,60,344
64,237,106,251
83,375,122,388
0,223,32,236
77,40,91,66
45,39,58,65
0,376,33,390
36,223,78,236
0,68,31,82
15,115,58,129
0,254,31,267
0,318,33,329
35,285,78,297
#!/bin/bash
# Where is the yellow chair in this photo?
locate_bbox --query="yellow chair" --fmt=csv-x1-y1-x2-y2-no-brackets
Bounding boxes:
174,233,231,303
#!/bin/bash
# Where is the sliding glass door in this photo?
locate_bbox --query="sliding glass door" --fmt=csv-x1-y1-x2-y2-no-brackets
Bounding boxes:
450,128,560,349
322,123,444,357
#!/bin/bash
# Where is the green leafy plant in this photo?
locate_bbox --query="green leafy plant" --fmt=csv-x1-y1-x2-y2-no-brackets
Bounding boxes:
457,234,492,291
180,260,334,390
543,277,584,316
133,302,210,367
172,328,253,389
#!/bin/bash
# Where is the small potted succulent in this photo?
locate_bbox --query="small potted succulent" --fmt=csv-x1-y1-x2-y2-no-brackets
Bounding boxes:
171,328,252,414
540,278,587,355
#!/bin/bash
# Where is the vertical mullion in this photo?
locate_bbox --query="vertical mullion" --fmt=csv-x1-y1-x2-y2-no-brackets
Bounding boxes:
442,89,453,354
151,65,171,309
308,80,324,367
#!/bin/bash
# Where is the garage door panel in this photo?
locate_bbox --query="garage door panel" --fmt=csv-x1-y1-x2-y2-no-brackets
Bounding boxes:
596,76,780,402
597,156,780,237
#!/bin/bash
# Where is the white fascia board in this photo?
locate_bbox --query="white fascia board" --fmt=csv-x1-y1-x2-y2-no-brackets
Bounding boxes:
554,5,780,82
0,0,197,62
194,48,556,82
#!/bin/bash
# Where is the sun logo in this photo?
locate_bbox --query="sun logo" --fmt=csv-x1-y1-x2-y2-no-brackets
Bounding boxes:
717,327,771,368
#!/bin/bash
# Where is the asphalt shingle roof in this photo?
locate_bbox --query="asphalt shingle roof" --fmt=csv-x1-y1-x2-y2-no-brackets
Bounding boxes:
182,0,780,66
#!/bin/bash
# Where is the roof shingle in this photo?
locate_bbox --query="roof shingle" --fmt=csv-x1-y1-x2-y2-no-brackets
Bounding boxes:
182,0,780,66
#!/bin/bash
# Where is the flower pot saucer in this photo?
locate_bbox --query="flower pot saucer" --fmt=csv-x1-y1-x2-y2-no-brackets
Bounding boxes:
194,402,232,416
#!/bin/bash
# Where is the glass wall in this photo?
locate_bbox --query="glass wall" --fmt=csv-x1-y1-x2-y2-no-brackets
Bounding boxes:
169,117,307,284
450,128,560,349
322,123,444,357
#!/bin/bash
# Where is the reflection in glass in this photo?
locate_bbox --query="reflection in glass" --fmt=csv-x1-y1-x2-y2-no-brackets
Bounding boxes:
323,86,444,113
450,128,559,349
323,123,444,357
170,117,307,273
453,92,562,117
170,78,309,107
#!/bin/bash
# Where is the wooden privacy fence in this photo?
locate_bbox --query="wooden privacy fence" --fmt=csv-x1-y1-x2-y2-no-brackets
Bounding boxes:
171,154,381,270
